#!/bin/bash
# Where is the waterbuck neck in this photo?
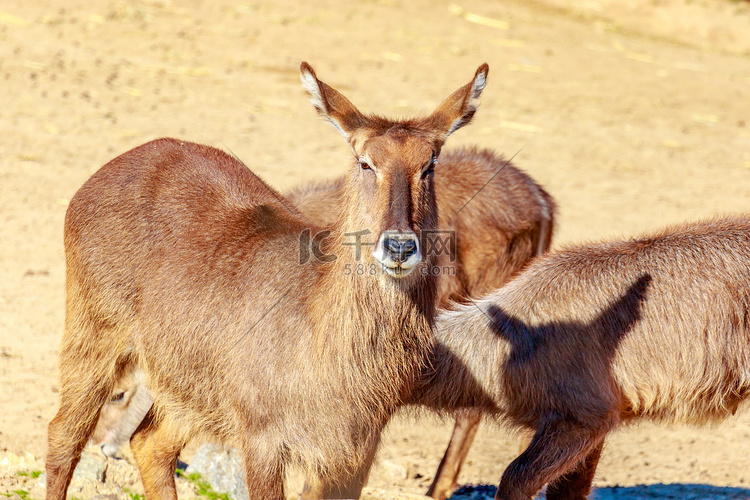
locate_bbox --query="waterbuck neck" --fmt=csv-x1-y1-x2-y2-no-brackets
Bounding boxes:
304,205,439,404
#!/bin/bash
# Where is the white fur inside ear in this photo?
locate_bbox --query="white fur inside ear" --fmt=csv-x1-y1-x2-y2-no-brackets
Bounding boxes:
446,70,487,138
446,102,479,137
300,69,350,138
300,70,325,113
471,71,487,100
464,71,486,116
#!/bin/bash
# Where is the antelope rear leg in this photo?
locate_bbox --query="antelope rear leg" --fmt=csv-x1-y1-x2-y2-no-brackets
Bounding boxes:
426,409,482,500
130,409,184,500
494,417,612,500
544,441,604,500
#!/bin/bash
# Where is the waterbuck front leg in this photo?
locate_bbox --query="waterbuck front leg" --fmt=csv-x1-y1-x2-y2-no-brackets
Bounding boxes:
300,431,381,500
494,416,612,500
544,441,604,500
300,462,373,500
241,443,286,500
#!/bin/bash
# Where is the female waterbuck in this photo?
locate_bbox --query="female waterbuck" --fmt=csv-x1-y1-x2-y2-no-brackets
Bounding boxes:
90,145,555,500
46,62,488,500
423,216,750,499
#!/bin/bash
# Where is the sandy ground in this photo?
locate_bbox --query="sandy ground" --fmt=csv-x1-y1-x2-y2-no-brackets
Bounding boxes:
2,0,750,498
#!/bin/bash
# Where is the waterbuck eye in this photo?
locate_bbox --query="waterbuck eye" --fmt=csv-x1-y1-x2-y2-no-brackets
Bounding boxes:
421,156,436,179
358,160,371,171
110,391,126,403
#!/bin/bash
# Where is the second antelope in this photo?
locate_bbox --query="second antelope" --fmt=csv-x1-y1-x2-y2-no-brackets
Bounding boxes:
423,216,750,499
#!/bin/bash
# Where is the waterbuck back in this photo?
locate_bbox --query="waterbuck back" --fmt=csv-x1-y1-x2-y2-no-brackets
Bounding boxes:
429,216,750,500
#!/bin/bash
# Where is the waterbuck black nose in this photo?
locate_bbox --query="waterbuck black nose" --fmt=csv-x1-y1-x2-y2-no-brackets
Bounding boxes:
383,236,418,264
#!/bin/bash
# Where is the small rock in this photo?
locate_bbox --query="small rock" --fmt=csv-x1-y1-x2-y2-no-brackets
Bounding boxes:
72,451,108,482
185,443,248,500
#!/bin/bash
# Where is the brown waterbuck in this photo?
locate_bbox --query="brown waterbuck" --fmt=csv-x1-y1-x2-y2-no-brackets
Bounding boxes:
46,62,488,500
89,146,555,499
421,216,750,499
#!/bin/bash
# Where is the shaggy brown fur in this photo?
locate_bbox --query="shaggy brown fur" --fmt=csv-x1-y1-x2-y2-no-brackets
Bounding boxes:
46,62,488,500
289,147,555,499
424,216,750,500
88,146,555,500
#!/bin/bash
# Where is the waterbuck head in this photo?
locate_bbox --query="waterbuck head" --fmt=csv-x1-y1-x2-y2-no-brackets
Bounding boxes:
300,62,488,280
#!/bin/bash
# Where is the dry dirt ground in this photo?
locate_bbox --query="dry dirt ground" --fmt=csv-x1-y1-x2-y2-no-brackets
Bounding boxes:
2,0,750,499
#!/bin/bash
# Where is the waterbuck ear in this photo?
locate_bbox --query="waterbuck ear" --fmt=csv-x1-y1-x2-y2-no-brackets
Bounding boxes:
427,63,489,140
300,62,367,139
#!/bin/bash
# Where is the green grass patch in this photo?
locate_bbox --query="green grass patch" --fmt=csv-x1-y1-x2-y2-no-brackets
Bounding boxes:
176,471,232,500
1,490,31,500
123,488,145,500
14,471,42,479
